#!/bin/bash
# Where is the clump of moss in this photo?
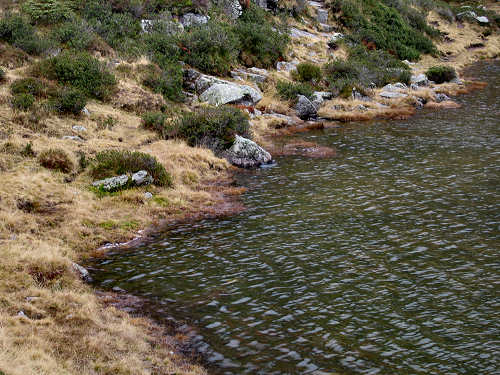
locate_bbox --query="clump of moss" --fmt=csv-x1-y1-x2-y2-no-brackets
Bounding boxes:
425,65,457,84
38,148,73,173
89,150,172,187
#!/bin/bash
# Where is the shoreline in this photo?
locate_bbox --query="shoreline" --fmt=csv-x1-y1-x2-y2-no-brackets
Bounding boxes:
86,60,495,374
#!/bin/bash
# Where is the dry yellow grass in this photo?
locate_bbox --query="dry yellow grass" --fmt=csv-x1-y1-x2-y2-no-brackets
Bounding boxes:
0,66,238,374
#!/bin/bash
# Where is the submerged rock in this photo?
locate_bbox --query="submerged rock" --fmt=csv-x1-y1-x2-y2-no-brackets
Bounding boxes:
223,135,272,168
295,95,317,120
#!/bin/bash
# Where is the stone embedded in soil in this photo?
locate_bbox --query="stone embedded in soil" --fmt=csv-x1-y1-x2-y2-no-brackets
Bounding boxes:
411,74,430,87
72,125,87,132
380,91,408,99
63,135,85,142
92,174,130,191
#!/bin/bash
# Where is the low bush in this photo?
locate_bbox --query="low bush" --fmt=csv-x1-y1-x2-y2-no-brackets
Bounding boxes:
172,106,250,152
0,68,6,83
234,4,289,68
54,87,87,115
141,111,167,135
11,93,35,110
178,21,240,76
22,0,74,24
10,77,45,97
292,62,322,83
89,150,172,187
38,148,73,173
425,65,456,84
276,80,315,101
33,51,116,100
52,18,94,50
142,62,184,102
0,13,51,55
324,46,411,93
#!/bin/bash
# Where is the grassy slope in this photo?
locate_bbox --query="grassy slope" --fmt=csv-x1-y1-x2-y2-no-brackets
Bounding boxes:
0,1,499,375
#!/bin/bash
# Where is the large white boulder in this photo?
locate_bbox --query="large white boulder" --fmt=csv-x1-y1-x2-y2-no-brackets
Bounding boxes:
199,83,263,106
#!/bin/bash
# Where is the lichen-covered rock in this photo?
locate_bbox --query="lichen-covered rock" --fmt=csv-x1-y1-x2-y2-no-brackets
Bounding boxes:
199,83,262,106
181,13,210,27
222,135,272,168
92,175,129,191
131,170,153,186
295,95,317,120
411,74,429,87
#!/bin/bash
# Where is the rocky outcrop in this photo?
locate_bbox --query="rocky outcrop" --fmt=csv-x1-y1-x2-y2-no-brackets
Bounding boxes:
199,83,262,106
295,95,317,120
222,135,273,168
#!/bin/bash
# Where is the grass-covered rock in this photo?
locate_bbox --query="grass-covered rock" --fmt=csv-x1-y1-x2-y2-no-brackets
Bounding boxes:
425,65,457,83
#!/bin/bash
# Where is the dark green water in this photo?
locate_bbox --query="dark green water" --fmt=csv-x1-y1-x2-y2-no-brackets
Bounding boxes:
91,62,500,375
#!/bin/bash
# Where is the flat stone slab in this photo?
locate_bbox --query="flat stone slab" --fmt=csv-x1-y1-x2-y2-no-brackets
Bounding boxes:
380,91,408,99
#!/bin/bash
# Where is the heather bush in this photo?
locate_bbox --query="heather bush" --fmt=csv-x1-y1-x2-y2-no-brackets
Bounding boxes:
276,80,315,101
0,13,52,55
89,150,172,187
172,106,250,151
10,77,45,97
292,62,322,83
53,87,87,115
52,18,94,50
142,62,184,102
33,51,116,100
11,93,35,110
22,0,74,24
425,65,456,83
141,111,167,135
38,148,73,173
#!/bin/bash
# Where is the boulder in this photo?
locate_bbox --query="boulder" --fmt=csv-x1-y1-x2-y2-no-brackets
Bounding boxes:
317,9,329,24
295,95,317,120
411,74,429,87
476,16,489,24
222,135,272,168
131,170,153,186
92,174,129,191
380,91,407,99
311,91,333,109
199,83,262,106
181,13,209,27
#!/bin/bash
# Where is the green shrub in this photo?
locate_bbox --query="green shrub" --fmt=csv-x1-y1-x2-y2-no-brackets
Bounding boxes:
292,62,322,83
172,106,250,152
12,93,35,110
0,13,51,55
54,87,87,114
22,0,74,24
142,62,184,102
52,18,94,50
178,21,240,76
324,46,411,93
276,80,315,101
38,148,73,173
89,150,172,187
10,77,45,97
0,68,5,83
425,65,456,84
141,111,167,135
332,0,437,60
234,4,289,68
33,51,116,100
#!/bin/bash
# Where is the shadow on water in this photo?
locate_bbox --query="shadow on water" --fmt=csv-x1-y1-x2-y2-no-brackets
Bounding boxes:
90,61,500,375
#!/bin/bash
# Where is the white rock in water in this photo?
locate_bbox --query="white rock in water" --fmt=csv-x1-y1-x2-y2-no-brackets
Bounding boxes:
223,135,272,168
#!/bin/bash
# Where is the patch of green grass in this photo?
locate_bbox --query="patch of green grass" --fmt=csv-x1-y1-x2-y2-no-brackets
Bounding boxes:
276,80,315,101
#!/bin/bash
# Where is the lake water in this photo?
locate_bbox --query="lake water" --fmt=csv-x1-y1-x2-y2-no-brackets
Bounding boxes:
91,62,499,375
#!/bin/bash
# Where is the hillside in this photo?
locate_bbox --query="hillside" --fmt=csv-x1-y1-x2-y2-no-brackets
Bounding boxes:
0,1,498,374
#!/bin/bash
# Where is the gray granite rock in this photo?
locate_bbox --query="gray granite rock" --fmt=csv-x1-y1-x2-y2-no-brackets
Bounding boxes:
296,95,317,120
131,170,153,186
222,135,272,168
92,174,129,191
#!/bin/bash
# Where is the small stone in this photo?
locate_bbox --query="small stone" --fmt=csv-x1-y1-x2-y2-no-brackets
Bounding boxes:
72,125,87,132
26,296,39,302
410,83,419,90
435,93,450,103
356,104,367,112
476,16,489,24
144,192,153,199
132,170,153,186
81,107,90,116
72,262,93,283
17,311,27,318
62,135,84,142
